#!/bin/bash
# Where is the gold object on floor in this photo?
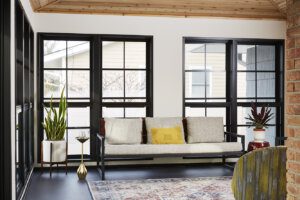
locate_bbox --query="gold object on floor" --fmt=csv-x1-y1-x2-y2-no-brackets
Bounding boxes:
77,163,87,180
76,136,89,180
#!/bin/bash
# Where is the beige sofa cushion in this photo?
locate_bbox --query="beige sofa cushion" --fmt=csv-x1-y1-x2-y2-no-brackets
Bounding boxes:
145,117,185,144
104,118,143,145
187,117,224,143
105,142,243,155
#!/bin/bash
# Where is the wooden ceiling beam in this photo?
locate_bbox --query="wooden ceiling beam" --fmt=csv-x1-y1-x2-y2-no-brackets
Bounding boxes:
30,0,60,11
53,1,279,11
268,0,287,15
29,0,287,20
37,7,286,20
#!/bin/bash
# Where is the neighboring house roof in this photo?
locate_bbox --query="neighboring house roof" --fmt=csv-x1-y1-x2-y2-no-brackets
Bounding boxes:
44,41,113,62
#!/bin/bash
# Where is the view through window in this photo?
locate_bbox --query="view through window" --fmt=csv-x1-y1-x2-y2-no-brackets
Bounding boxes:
184,39,284,147
40,35,153,157
43,40,91,155
101,40,150,118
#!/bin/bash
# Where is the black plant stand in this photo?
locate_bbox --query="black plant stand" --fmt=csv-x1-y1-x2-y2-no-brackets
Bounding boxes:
41,142,68,177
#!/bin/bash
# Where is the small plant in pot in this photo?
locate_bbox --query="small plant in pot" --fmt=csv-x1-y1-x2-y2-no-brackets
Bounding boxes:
42,88,67,163
245,103,274,142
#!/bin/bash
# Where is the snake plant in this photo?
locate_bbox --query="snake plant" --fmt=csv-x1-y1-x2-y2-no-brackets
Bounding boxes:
42,88,67,141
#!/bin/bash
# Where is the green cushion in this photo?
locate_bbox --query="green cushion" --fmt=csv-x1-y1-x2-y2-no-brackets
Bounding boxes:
231,147,287,200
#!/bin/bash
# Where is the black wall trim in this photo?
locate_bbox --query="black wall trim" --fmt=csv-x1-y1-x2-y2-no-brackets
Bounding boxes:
0,0,12,199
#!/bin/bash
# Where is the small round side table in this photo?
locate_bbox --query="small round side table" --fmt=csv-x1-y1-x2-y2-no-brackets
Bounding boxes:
247,141,270,152
76,136,89,180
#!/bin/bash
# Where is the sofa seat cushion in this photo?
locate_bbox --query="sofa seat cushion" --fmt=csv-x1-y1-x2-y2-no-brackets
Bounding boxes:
104,118,143,145
145,117,185,144
105,142,243,155
187,117,224,143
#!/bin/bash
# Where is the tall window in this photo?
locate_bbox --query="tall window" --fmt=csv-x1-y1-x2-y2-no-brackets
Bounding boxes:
183,38,284,147
237,45,279,146
101,38,152,118
184,42,227,124
39,34,153,158
42,39,91,156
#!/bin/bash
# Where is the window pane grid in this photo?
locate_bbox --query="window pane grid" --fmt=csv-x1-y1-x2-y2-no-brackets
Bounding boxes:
184,42,227,118
43,40,91,156
101,40,149,118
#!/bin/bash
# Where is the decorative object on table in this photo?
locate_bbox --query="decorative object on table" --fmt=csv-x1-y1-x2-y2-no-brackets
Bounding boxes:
88,177,234,200
41,88,67,177
76,133,89,180
232,147,286,200
245,103,274,142
247,141,270,152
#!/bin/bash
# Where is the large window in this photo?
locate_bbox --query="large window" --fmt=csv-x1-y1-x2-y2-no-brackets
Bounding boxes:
237,44,280,146
42,38,91,156
184,41,228,126
39,34,153,159
101,38,152,118
183,38,284,147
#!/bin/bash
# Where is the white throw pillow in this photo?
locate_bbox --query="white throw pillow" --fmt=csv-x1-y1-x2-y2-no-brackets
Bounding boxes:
145,117,185,144
105,118,143,145
187,117,224,143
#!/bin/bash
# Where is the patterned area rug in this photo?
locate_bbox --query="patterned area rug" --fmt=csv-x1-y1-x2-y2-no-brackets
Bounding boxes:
88,177,234,200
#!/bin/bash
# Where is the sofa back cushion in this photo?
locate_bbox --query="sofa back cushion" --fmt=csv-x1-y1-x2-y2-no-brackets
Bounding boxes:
100,118,148,143
104,118,143,144
187,117,224,143
145,117,185,144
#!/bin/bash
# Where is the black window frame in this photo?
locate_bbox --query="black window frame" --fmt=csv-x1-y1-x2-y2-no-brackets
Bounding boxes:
15,0,35,198
183,37,284,144
99,35,153,118
38,33,153,161
0,0,11,199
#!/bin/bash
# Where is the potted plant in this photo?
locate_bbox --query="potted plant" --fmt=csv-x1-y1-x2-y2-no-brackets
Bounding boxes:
42,88,67,163
245,103,274,142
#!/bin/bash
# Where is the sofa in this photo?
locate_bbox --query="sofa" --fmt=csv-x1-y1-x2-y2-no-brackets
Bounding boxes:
97,117,245,180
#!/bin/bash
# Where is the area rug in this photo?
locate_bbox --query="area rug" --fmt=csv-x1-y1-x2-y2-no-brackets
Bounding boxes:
88,177,234,200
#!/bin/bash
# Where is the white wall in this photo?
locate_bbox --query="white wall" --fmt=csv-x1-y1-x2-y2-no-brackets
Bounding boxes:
22,12,285,118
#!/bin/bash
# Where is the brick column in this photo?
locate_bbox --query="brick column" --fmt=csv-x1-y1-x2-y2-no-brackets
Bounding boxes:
286,0,300,199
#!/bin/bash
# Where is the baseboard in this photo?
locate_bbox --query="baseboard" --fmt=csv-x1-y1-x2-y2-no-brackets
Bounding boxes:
33,161,236,170
19,166,34,200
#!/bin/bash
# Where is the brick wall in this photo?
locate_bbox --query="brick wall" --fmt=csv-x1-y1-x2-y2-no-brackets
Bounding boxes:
286,0,300,199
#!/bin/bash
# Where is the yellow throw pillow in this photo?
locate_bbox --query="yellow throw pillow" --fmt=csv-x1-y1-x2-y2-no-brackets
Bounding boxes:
151,126,185,144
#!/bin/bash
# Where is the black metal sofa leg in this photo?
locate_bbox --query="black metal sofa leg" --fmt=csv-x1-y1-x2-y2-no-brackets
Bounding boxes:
101,153,105,180
222,156,226,165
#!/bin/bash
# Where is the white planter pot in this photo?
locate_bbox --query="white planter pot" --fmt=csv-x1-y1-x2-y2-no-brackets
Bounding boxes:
253,129,266,142
42,140,67,163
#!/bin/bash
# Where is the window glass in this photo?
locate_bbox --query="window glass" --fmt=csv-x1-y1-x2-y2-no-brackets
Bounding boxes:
68,129,90,155
103,41,123,69
67,41,90,68
125,42,146,69
185,43,205,70
102,107,124,118
44,40,66,68
42,40,91,156
125,71,146,97
44,70,66,98
68,71,90,98
101,40,150,118
102,70,124,97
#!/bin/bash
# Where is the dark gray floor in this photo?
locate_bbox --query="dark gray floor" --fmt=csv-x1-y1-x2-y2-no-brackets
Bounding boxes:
24,164,234,200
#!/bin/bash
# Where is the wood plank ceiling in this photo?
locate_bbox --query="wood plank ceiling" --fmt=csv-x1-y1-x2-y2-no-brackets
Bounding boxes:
29,0,287,20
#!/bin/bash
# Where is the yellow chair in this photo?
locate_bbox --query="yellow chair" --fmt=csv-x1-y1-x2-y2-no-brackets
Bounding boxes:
231,147,287,200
